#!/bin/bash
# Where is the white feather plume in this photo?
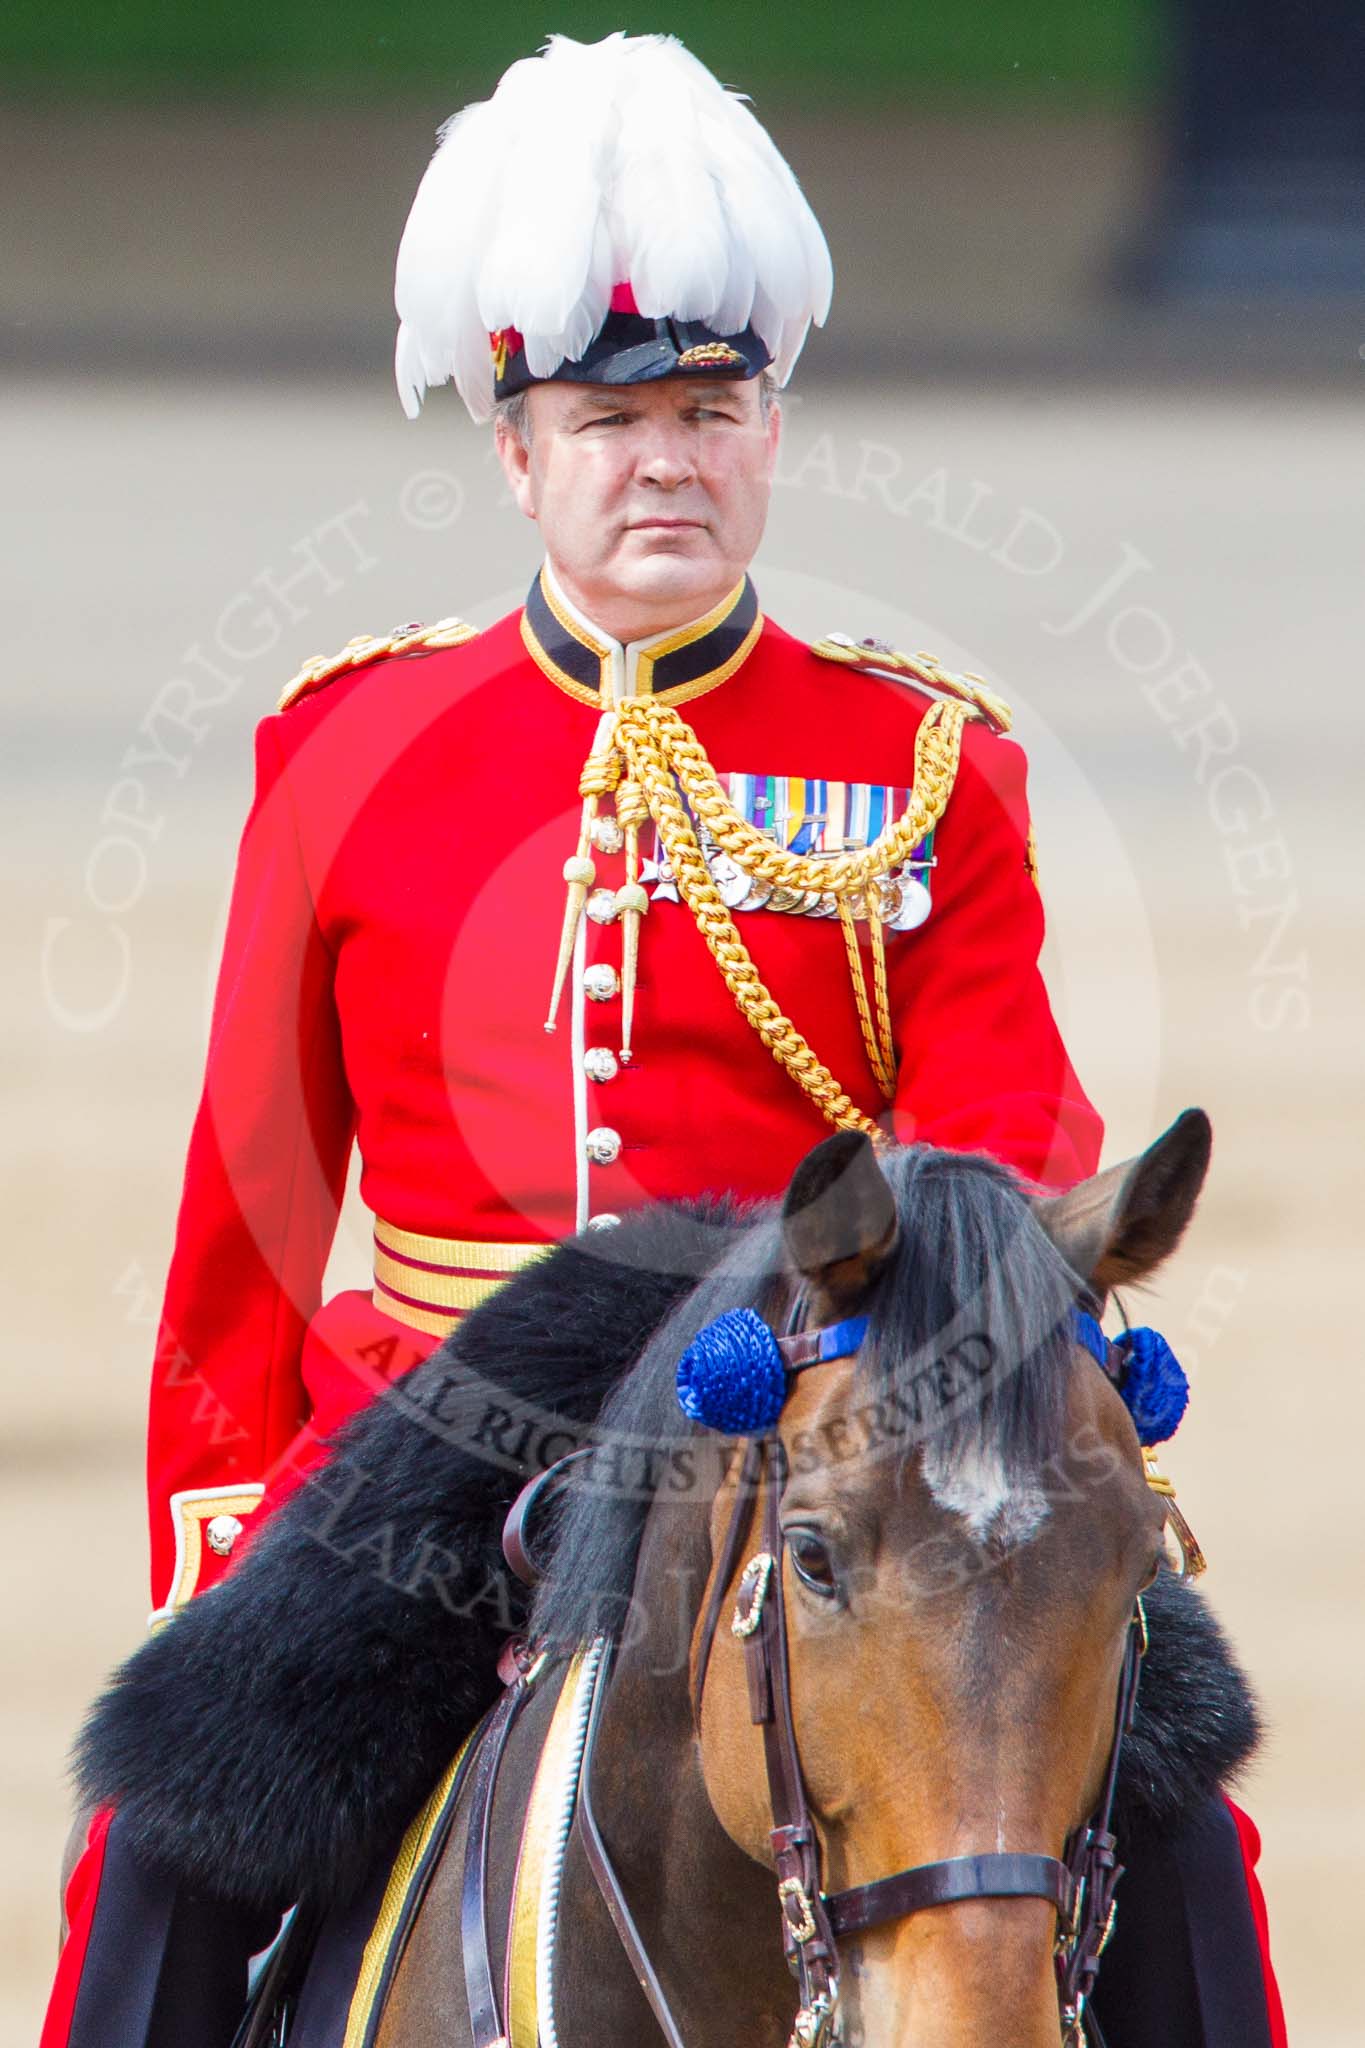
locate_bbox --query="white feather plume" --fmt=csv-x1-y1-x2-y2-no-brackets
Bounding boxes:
394,99,505,422
394,32,832,422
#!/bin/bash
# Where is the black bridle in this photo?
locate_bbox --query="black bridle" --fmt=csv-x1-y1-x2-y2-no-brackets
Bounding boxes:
488,1303,1148,2048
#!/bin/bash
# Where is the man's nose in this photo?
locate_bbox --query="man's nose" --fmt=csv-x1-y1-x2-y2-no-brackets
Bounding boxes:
636,427,697,488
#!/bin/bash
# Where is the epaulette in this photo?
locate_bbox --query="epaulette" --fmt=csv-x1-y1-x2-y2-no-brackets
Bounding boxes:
277,617,480,711
811,633,1012,735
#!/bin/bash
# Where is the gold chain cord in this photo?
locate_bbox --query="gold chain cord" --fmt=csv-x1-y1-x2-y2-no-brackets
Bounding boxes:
839,902,897,1102
609,697,969,1138
619,697,966,896
869,908,896,1090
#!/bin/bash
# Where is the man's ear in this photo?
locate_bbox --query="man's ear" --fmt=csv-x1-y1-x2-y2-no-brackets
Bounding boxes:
782,1130,898,1308
1032,1108,1213,1294
765,394,782,480
493,414,536,520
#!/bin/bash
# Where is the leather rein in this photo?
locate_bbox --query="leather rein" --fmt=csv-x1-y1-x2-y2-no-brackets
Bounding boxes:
469,1308,1147,2048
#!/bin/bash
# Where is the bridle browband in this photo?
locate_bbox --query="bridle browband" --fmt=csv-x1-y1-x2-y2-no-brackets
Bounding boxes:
489,1302,1147,2048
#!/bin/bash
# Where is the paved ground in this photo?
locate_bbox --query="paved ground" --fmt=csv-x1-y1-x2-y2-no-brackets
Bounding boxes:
3,371,1361,2041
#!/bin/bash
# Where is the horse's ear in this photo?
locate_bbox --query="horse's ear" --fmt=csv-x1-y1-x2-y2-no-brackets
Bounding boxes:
782,1130,899,1303
1032,1108,1213,1293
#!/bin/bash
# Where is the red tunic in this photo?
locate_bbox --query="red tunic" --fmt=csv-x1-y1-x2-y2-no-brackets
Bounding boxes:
146,574,1102,1611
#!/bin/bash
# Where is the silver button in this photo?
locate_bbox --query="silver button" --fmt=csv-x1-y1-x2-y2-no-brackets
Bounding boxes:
583,964,620,1002
583,1046,620,1084
586,1212,622,1231
206,1514,244,1558
585,1126,622,1166
586,888,619,926
590,816,625,855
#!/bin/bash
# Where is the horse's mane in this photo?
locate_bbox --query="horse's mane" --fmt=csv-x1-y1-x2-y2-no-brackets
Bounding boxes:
533,1144,1075,1650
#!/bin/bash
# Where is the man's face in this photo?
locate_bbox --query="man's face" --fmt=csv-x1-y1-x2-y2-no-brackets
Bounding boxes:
495,376,781,641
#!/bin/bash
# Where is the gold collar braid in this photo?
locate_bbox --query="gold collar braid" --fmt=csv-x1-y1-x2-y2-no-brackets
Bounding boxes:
544,696,969,1140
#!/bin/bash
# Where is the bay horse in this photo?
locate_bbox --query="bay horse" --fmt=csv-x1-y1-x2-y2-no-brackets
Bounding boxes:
355,1114,1205,2048
84,1114,1256,2048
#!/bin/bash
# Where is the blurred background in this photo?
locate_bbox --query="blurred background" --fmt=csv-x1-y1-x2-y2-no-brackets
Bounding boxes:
4,5,1363,2041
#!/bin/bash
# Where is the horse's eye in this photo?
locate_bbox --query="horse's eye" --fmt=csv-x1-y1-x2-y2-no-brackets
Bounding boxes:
786,1528,838,1598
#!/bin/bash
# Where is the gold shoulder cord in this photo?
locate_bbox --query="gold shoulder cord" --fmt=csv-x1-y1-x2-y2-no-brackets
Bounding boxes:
546,694,972,1142
815,636,1039,889
810,635,1014,735
277,617,480,711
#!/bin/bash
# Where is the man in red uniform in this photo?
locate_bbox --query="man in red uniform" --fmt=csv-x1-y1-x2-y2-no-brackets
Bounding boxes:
45,31,1285,2048
142,400,1097,1620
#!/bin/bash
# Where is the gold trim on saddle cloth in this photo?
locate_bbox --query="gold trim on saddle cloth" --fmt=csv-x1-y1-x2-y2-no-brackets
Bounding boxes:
340,1649,592,2048
506,1647,599,2048
342,1727,481,2048
371,1220,555,1338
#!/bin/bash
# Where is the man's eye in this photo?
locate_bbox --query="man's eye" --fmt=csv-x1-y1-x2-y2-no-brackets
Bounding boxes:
786,1528,839,1598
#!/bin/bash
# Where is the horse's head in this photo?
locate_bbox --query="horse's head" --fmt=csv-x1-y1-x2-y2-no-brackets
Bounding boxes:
694,1113,1211,2048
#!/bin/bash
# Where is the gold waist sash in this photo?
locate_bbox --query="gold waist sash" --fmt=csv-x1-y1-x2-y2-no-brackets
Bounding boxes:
372,1219,553,1338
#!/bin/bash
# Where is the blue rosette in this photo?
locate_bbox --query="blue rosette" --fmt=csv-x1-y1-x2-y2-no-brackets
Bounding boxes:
1114,1326,1189,1446
676,1309,787,1434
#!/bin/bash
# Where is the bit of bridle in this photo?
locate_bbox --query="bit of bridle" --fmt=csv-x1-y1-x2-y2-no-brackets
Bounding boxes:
488,1304,1147,2048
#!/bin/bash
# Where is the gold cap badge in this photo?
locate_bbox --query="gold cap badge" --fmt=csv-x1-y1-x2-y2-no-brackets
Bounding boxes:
675,341,746,370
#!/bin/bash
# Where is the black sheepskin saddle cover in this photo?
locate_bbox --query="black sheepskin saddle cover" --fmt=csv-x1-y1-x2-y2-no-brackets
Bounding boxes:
78,1203,1260,1915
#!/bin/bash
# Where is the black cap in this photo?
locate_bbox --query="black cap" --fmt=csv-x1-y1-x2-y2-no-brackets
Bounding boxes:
493,309,771,401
